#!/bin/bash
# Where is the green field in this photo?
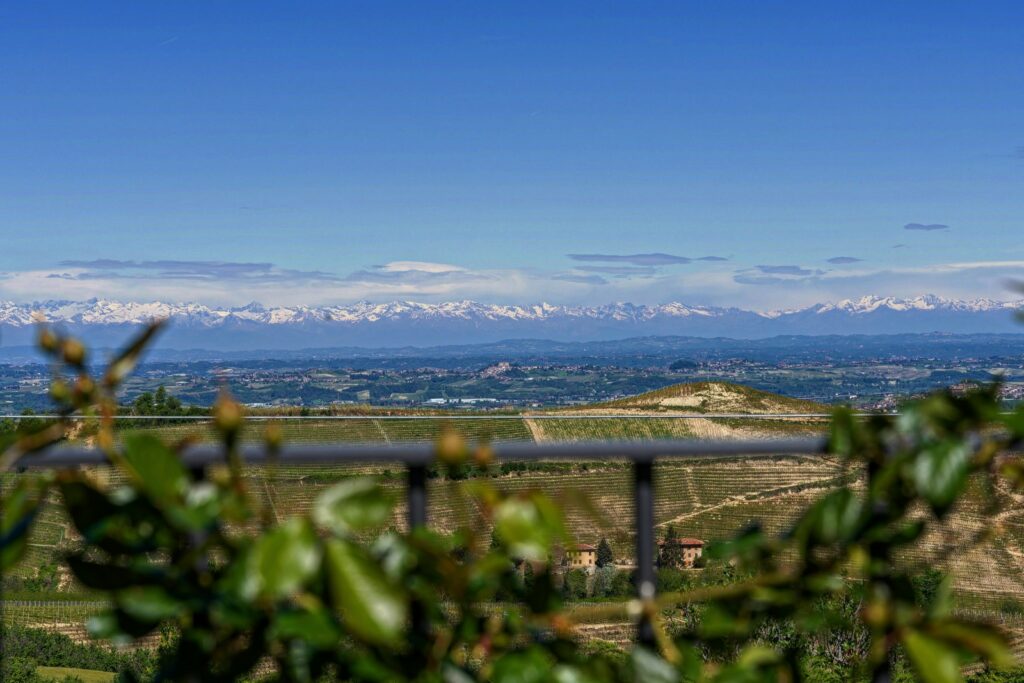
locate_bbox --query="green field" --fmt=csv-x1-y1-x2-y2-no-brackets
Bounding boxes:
37,666,116,683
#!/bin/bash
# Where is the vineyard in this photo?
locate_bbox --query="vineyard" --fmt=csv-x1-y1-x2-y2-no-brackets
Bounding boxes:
7,435,1023,636
5,384,1023,664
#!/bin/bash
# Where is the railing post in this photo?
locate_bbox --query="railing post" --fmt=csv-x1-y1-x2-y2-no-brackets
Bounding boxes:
872,659,891,683
407,463,428,530
187,465,210,574
633,458,656,647
185,464,211,683
407,462,429,646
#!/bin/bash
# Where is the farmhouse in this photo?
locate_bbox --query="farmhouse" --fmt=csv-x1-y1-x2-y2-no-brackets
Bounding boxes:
658,537,705,568
565,543,597,572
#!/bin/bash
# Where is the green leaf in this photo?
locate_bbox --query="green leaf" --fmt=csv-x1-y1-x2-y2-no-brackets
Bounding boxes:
86,612,131,645
699,603,749,639
270,604,343,648
120,432,189,503
65,555,156,590
903,629,963,683
828,407,858,457
103,320,165,388
441,664,476,683
491,647,554,683
494,494,565,562
324,537,407,646
57,478,120,541
929,621,1013,669
552,664,600,683
913,441,972,514
169,480,223,530
241,518,320,600
117,586,185,621
1,476,45,571
87,608,156,643
801,488,864,545
736,644,782,668
312,477,391,536
58,475,166,555
629,648,679,683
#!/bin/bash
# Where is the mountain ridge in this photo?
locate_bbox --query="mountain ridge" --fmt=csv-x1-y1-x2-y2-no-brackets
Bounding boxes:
1,296,1020,349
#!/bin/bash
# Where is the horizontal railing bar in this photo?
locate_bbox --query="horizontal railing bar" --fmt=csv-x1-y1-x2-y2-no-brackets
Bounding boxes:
0,413,858,420
14,437,829,469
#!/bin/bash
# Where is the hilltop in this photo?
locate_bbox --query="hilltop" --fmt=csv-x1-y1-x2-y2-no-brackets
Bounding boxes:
522,382,830,442
582,381,828,414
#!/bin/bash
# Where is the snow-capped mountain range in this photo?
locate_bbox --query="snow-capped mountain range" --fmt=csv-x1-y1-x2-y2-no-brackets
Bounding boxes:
0,296,1020,350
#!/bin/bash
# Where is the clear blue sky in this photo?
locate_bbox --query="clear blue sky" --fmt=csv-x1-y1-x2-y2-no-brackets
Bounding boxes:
1,2,1022,308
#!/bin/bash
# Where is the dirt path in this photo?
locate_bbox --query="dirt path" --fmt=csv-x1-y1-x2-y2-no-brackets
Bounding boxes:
657,473,845,529
262,479,281,523
523,418,546,442
371,418,391,444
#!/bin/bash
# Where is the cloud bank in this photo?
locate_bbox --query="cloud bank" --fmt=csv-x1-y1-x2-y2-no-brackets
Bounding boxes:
566,253,728,266
567,252,692,265
3,256,1023,312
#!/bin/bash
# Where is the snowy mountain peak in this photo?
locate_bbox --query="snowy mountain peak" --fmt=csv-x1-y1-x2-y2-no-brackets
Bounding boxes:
0,296,1020,349
0,296,1019,328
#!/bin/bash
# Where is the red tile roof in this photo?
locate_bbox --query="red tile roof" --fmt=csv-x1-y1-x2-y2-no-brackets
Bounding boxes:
658,538,704,547
573,544,597,551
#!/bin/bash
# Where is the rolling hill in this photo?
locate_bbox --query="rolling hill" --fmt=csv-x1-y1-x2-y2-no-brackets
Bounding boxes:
586,381,828,414
522,382,830,442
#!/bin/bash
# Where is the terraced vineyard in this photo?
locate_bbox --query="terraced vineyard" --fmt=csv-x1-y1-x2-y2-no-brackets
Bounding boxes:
0,601,107,636
112,416,534,446
13,453,1020,635
98,414,828,447
6,382,1022,652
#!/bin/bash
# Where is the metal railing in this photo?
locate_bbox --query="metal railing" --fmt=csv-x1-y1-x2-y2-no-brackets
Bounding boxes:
1,414,842,419
18,437,830,646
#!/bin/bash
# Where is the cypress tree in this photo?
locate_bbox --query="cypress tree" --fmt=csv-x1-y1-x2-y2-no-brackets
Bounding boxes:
659,525,684,568
596,538,614,568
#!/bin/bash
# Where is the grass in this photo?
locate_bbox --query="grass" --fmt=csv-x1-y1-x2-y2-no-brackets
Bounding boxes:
37,666,115,683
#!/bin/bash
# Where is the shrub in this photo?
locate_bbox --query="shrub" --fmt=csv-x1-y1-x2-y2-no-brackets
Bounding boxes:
592,565,617,598
562,568,589,600
656,568,690,593
1,655,41,683
0,624,156,679
609,569,635,598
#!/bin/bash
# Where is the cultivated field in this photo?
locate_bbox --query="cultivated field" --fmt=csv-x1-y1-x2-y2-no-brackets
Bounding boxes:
5,382,1022,653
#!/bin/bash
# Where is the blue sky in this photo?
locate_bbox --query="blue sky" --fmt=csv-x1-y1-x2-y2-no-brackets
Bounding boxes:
1,2,1022,309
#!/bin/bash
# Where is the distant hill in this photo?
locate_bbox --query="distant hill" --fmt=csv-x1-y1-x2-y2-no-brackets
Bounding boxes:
588,381,828,414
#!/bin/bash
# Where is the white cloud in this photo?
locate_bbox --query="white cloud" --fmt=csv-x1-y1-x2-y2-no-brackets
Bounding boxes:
1,258,1022,311
377,261,466,274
